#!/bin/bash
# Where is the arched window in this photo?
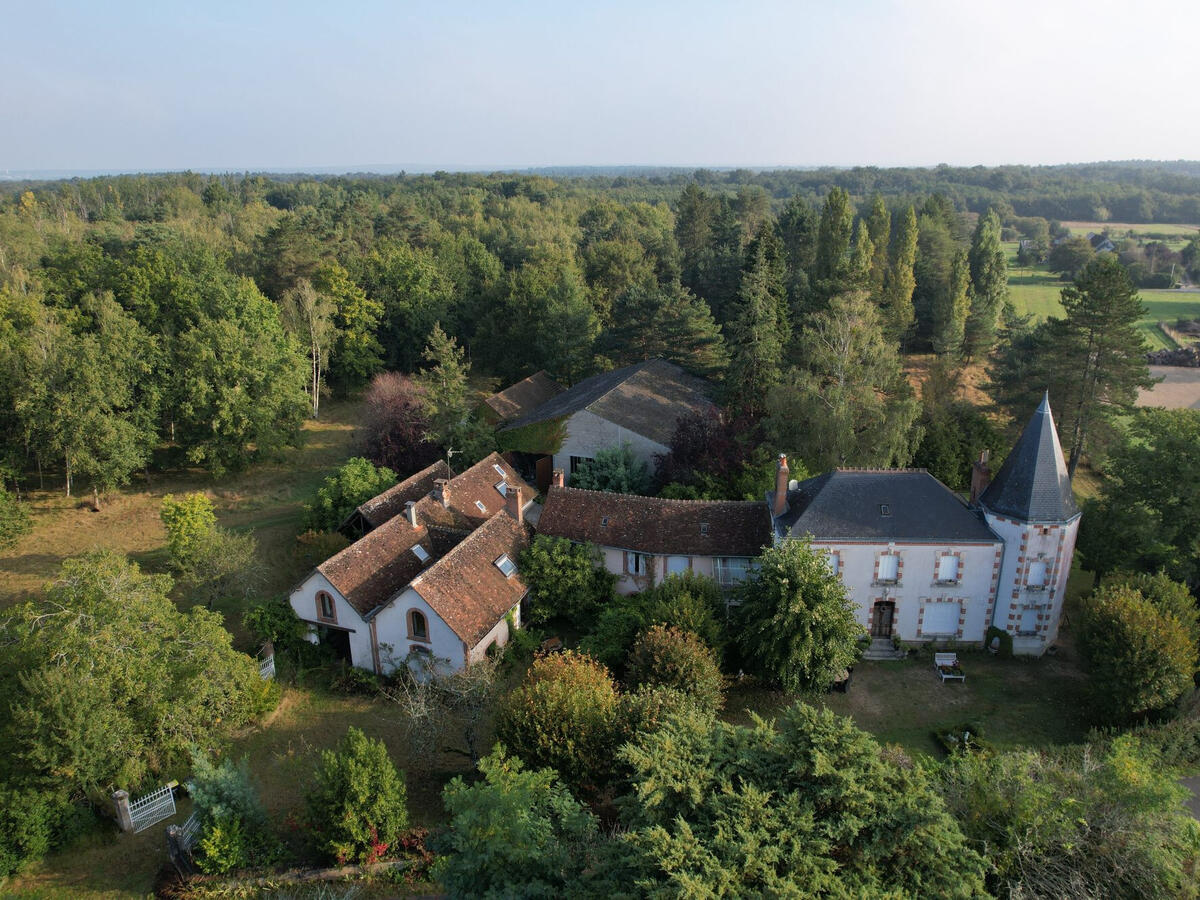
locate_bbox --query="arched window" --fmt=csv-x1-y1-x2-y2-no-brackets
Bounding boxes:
316,591,336,623
409,609,429,642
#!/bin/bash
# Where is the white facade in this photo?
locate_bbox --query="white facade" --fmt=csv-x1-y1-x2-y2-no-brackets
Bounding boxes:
593,545,754,596
810,539,1003,644
290,572,519,675
552,409,668,484
289,571,376,671
984,511,1081,655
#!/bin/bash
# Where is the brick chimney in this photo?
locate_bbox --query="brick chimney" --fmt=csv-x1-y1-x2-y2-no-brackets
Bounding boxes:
433,478,450,508
969,450,991,505
551,469,565,489
772,454,790,518
405,500,419,528
506,486,524,525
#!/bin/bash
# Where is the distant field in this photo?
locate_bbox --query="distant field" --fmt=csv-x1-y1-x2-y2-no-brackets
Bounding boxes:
1061,221,1200,238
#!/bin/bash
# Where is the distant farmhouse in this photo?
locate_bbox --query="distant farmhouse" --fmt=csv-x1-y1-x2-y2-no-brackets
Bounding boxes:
500,358,713,493
295,354,1078,672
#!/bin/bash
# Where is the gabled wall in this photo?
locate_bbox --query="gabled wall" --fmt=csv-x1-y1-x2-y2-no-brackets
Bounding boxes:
372,586,468,674
552,409,668,484
288,571,375,671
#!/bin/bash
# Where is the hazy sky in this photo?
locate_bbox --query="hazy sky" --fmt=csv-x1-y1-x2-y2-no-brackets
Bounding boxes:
4,0,1199,172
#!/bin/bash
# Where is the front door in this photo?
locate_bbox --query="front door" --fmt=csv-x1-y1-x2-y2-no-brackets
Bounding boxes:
871,601,896,638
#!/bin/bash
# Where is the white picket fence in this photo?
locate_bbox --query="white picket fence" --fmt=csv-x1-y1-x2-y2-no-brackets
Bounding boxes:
259,654,275,680
179,810,202,852
129,783,177,833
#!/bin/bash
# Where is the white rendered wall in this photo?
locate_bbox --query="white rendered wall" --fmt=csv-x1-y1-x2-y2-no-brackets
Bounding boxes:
372,586,468,674
552,410,669,484
595,545,717,595
467,603,520,664
288,571,375,670
809,540,1004,644
984,511,1081,656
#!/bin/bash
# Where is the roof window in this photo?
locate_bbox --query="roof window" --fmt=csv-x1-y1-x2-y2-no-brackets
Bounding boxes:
411,544,430,563
879,504,892,517
495,481,508,496
475,500,488,513
495,554,516,577
700,522,709,536
493,463,506,478
601,516,610,527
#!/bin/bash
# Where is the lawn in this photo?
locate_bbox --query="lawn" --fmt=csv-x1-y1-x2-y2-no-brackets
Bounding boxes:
725,645,1091,758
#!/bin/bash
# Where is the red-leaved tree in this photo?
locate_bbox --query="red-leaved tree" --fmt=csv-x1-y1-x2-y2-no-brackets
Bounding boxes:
360,372,440,475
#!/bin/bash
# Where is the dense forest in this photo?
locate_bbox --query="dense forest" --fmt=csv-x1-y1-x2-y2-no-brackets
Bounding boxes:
2,160,1197,508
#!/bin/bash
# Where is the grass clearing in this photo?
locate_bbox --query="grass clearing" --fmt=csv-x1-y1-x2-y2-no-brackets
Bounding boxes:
725,643,1091,757
1061,221,1200,239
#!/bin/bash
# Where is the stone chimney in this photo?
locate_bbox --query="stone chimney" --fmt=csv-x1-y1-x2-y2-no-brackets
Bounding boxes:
772,454,790,518
433,478,450,508
551,469,565,489
405,500,419,528
969,450,992,505
506,486,524,525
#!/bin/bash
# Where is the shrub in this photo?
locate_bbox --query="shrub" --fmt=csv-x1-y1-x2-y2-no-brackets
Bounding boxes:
0,786,70,876
570,442,651,495
1108,571,1200,667
294,529,351,572
187,751,282,875
985,626,1013,659
642,572,727,659
301,457,397,533
519,535,616,625
626,625,724,711
160,492,217,571
243,596,307,652
305,727,408,865
0,487,32,551
578,594,651,675
617,684,710,747
436,747,600,897
496,652,619,793
1078,583,1197,721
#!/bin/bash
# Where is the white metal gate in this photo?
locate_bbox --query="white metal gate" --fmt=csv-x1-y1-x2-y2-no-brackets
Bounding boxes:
129,783,177,832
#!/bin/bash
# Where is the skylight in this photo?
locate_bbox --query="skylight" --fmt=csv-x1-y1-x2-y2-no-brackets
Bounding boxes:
879,504,892,517
495,554,516,577
700,522,709,536
475,500,488,513
411,544,430,563
493,464,506,478
495,481,508,496
601,516,610,527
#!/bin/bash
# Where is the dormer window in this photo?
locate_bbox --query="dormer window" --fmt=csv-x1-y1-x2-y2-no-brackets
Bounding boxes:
475,500,487,513
495,481,508,497
412,544,430,563
495,554,516,577
879,504,892,517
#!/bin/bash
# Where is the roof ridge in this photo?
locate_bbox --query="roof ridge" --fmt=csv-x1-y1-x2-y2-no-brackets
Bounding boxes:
358,458,448,511
582,358,660,414
412,511,515,585
553,486,761,507
318,518,427,574
833,467,930,474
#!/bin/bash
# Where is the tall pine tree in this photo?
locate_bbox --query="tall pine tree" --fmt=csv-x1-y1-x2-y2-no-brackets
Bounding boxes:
964,209,1008,359
725,226,789,409
812,187,854,308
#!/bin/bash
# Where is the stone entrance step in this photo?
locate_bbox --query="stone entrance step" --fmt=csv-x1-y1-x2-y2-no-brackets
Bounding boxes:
862,637,905,661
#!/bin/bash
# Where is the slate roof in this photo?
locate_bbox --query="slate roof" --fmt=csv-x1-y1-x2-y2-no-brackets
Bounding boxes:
318,516,437,617
350,460,451,530
980,393,1079,523
501,358,714,448
411,512,531,647
538,487,771,557
481,371,566,424
775,469,1000,543
411,452,536,530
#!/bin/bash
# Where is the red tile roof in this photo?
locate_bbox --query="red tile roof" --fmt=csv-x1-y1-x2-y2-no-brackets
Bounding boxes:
352,460,450,529
412,452,536,531
412,512,531,647
537,487,770,558
318,516,436,617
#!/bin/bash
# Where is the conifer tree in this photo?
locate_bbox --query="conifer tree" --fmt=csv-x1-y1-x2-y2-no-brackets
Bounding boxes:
865,194,891,295
849,219,874,291
813,187,854,303
602,282,729,379
931,248,971,357
964,209,1008,358
725,226,789,407
416,323,470,444
881,205,918,342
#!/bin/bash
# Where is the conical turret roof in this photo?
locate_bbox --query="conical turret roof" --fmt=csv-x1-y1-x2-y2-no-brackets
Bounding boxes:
980,393,1078,523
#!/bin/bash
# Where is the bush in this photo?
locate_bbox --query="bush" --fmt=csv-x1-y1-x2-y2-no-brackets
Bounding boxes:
243,596,307,653
330,664,381,695
985,626,1013,659
294,529,351,572
570,442,651,495
496,652,619,793
187,751,280,875
436,747,600,897
519,535,616,625
301,457,397,533
617,684,710,747
1078,583,1197,721
0,786,71,876
0,487,32,551
626,625,724,711
305,727,409,865
578,595,648,675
